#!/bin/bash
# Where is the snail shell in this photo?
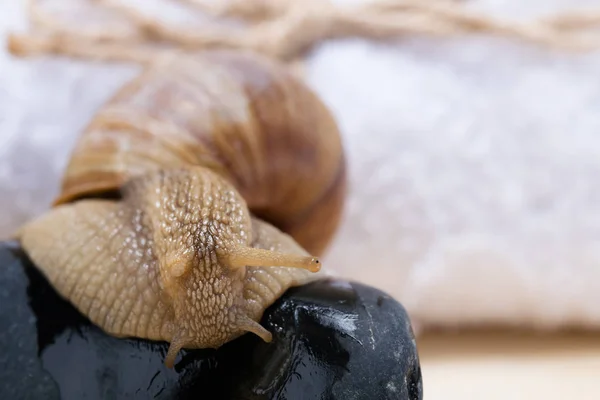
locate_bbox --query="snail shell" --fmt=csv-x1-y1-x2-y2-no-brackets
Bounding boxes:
16,50,346,367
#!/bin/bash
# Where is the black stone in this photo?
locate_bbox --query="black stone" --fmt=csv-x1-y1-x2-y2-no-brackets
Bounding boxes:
0,241,423,400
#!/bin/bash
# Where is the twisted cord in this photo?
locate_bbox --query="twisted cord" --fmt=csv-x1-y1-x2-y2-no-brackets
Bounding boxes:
8,0,600,65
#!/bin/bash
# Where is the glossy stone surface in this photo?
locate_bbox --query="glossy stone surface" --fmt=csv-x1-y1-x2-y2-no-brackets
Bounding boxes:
0,242,422,399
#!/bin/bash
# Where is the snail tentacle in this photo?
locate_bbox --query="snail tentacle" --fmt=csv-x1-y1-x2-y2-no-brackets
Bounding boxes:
236,316,273,343
221,245,321,272
164,333,188,369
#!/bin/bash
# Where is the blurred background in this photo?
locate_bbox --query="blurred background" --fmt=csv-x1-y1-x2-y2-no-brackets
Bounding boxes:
2,0,600,398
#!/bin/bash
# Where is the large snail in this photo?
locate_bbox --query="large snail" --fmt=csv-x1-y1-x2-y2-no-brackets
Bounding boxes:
15,50,346,368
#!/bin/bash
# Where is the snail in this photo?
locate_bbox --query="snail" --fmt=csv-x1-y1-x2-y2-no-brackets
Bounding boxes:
15,50,346,368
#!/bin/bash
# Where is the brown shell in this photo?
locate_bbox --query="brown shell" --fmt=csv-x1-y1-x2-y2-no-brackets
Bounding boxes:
54,50,346,256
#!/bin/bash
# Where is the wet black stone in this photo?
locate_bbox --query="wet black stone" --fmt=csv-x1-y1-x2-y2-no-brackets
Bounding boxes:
0,241,423,400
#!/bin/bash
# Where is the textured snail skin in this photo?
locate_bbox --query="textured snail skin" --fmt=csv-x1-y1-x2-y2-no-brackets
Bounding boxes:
15,51,345,368
18,167,324,368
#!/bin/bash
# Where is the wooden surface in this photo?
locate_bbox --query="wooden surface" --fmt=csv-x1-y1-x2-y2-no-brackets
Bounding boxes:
418,330,600,399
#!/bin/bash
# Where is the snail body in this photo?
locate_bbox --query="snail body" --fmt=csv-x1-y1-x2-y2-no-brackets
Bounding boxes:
16,50,346,368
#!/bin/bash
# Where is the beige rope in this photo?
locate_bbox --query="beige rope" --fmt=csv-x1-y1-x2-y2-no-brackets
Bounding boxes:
171,0,298,21
7,31,164,65
72,0,600,54
542,11,600,31
8,0,600,65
